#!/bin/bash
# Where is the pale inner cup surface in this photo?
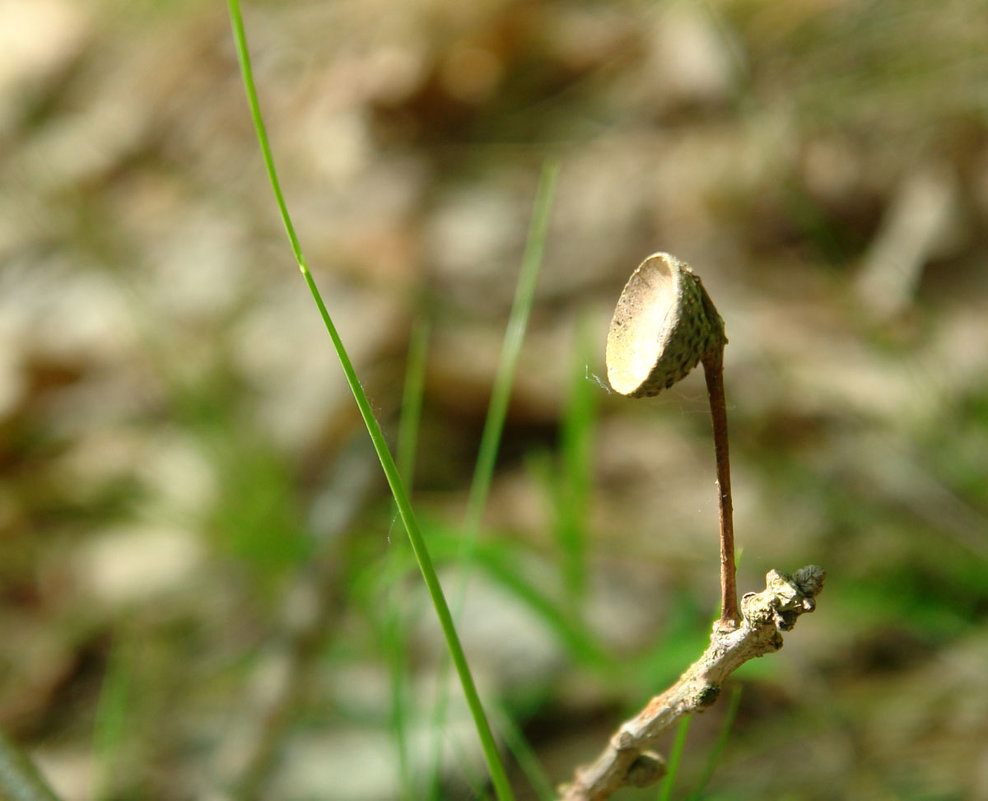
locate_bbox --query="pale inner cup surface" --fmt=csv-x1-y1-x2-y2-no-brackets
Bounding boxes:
605,254,680,396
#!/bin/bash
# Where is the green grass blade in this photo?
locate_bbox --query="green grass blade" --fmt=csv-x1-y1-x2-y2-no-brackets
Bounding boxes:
489,703,556,801
92,642,132,801
686,684,743,800
226,4,513,799
658,714,691,801
555,316,597,606
380,524,613,670
381,562,415,799
0,729,61,801
460,537,611,670
463,161,560,541
388,318,431,798
425,162,559,798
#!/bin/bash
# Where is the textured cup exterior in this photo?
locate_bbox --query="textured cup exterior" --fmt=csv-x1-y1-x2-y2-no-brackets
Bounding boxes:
606,253,726,397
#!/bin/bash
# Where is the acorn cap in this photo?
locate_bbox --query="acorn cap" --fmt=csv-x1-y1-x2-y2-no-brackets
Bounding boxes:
605,252,726,397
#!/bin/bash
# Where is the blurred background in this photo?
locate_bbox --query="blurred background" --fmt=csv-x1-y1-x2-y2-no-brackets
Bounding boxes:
2,0,987,799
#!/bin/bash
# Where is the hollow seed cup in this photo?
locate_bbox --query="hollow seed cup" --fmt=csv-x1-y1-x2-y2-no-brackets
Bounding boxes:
605,253,726,397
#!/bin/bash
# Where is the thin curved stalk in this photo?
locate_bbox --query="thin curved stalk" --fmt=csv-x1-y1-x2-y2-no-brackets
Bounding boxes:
702,346,740,632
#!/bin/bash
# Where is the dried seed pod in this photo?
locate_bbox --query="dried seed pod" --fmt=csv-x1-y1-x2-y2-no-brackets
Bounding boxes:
605,252,726,397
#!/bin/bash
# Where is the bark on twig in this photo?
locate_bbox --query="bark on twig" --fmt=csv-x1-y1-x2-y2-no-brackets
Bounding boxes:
559,565,825,801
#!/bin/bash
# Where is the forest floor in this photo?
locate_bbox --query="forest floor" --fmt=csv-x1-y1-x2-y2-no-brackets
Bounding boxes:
2,1,988,799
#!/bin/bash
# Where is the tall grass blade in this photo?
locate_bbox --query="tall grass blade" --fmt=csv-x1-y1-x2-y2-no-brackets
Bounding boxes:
490,702,557,801
0,730,61,801
425,162,559,798
463,161,560,539
658,714,691,801
92,642,132,801
381,558,416,800
686,684,743,800
555,317,597,607
387,317,431,798
226,3,514,798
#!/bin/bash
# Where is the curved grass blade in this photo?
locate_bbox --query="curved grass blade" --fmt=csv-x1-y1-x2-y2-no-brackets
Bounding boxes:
463,161,560,540
489,702,556,801
226,4,514,799
555,317,598,608
658,714,691,801
686,684,743,800
388,317,431,798
0,730,61,801
425,162,559,799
